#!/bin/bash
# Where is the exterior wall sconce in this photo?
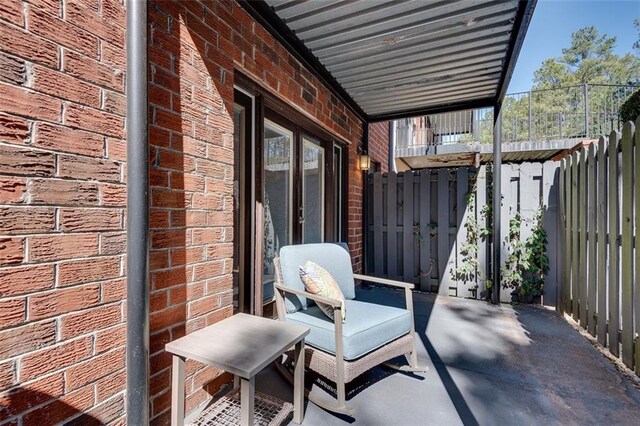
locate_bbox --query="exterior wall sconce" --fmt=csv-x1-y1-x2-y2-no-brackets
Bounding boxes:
359,154,371,171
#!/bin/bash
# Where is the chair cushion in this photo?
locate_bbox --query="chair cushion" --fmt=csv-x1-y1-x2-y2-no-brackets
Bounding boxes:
300,261,346,322
279,244,356,313
286,299,411,361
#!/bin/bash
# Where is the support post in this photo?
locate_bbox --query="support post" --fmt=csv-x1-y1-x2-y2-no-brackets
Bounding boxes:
491,104,502,305
126,0,150,424
528,91,532,141
584,83,589,138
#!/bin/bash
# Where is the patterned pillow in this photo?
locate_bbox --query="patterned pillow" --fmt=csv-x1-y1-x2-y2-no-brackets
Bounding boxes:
299,261,346,322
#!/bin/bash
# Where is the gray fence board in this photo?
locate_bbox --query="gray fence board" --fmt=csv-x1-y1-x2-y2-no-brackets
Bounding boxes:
437,169,450,295
579,149,588,327
403,172,415,283
621,122,634,368
587,144,597,336
419,170,431,292
571,152,580,318
609,130,621,357
387,172,398,280
597,137,608,346
477,165,488,298
635,117,640,373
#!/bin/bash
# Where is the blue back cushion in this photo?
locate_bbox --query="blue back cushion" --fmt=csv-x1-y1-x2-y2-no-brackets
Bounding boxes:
279,243,355,313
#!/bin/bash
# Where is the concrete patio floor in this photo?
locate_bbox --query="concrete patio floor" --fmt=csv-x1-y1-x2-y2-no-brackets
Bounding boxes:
256,286,640,425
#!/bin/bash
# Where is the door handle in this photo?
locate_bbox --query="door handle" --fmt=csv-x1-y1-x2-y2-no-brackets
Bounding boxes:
299,206,305,224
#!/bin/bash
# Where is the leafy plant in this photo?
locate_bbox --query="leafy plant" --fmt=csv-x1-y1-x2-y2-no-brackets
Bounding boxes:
620,89,640,123
500,211,526,293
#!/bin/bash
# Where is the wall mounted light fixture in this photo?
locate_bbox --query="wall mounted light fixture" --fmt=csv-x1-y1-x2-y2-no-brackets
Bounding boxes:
359,153,371,171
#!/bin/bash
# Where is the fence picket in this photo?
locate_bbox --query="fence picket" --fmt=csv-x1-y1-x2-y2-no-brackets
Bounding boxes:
621,122,634,368
565,156,573,314
477,166,488,298
437,169,450,295
579,149,588,327
387,172,398,280
456,168,470,297
373,173,384,276
635,117,640,374
587,144,597,336
609,129,621,357
571,152,580,318
597,136,608,346
559,159,567,312
419,170,431,292
403,171,414,283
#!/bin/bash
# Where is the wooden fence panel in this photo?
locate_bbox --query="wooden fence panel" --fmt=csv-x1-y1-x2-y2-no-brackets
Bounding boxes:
543,161,559,308
587,143,597,336
635,117,640,374
456,168,470,298
609,129,621,357
597,137,608,345
559,159,567,312
437,169,450,295
373,173,384,276
565,156,573,315
419,170,431,292
476,165,488,298
621,122,634,368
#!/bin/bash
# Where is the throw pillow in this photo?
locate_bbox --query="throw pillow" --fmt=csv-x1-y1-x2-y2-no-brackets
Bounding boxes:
299,261,346,322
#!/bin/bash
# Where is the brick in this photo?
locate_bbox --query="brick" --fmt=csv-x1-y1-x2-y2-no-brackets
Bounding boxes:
0,359,15,390
0,264,54,297
171,210,207,227
188,294,219,318
150,304,186,333
28,178,99,206
101,277,126,303
192,261,224,281
22,383,95,425
103,90,126,116
0,144,55,177
100,232,126,254
151,229,189,249
58,155,120,182
64,49,123,91
0,83,61,122
60,302,122,339
0,298,24,330
101,41,126,69
28,285,100,320
154,148,196,172
28,6,99,58
0,206,55,235
26,0,62,15
0,22,58,67
0,237,24,266
191,193,223,210
150,250,169,271
0,113,30,144
100,183,126,207
192,228,224,245
58,256,121,286
152,266,191,290
66,392,125,425
0,52,25,85
151,188,190,209
27,233,99,262
66,347,125,391
65,103,124,138
170,173,206,193
0,319,56,359
171,246,205,266
106,138,126,161
66,0,124,47
32,65,101,107
60,208,122,232
95,369,126,402
33,122,104,156
95,324,125,354
20,336,93,381
0,373,64,421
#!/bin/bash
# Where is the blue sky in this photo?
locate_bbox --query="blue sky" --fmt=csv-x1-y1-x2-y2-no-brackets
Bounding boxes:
507,0,640,94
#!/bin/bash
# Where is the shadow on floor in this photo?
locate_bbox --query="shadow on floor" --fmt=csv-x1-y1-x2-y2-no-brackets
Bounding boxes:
256,287,640,425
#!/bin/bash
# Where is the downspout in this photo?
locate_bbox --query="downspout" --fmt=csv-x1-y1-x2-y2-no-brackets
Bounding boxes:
491,104,502,305
126,0,149,424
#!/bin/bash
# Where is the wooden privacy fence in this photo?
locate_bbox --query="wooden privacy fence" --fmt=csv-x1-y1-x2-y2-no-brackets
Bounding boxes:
366,162,560,305
559,118,640,373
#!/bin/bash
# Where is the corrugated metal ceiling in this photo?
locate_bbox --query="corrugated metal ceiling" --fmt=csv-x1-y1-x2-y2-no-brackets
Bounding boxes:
262,0,532,120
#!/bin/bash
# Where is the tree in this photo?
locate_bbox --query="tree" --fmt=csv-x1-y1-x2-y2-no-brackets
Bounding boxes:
634,18,640,54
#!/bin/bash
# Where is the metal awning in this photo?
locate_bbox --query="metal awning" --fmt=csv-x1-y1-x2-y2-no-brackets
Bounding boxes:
240,0,536,122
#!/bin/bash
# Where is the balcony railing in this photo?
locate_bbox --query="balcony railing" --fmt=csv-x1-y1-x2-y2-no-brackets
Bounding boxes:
394,84,637,150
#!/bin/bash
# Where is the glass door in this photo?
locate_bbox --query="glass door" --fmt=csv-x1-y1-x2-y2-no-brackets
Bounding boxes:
301,138,325,243
262,119,294,300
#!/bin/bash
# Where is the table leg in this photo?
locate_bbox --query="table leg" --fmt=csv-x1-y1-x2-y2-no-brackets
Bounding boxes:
171,355,185,426
240,376,255,426
293,339,305,424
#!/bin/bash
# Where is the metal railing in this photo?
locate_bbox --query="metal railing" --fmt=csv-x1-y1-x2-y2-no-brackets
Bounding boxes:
394,84,637,149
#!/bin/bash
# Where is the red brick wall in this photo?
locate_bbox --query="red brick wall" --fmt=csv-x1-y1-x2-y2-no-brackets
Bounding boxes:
0,0,127,424
0,0,388,423
369,122,390,173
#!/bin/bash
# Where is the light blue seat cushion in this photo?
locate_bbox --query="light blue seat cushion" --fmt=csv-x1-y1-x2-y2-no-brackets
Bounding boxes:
279,243,355,313
286,299,411,360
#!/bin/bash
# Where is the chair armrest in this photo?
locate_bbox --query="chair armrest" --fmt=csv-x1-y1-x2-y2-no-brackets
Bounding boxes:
273,283,342,309
352,274,415,290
